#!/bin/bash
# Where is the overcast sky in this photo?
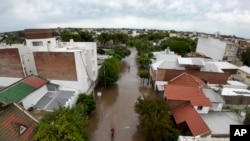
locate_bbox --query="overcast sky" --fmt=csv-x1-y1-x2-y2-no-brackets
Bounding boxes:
1,0,250,38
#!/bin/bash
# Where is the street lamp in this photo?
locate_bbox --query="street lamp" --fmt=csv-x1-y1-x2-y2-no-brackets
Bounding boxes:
103,63,106,88
97,91,102,99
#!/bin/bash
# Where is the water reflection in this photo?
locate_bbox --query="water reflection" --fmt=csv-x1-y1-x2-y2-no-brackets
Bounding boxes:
96,84,119,107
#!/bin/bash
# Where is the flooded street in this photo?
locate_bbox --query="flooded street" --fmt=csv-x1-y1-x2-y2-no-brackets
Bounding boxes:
86,48,155,141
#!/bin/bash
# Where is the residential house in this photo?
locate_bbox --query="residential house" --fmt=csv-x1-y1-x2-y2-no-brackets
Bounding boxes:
221,87,250,105
165,73,241,138
0,75,79,111
233,65,250,85
165,73,212,137
0,29,98,94
150,57,230,91
0,103,37,141
210,61,238,76
196,37,238,63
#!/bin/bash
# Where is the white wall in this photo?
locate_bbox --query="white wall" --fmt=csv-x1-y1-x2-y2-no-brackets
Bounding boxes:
25,38,57,52
50,52,90,93
58,41,98,81
18,47,38,76
194,106,210,114
0,77,22,86
21,85,48,110
210,103,223,111
196,37,227,61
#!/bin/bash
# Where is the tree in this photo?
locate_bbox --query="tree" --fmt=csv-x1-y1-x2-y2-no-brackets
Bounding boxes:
139,71,150,84
98,57,121,87
135,97,180,141
111,33,129,44
76,94,96,114
137,55,151,68
241,48,250,66
61,32,81,42
97,33,110,47
34,105,89,141
79,31,94,42
113,46,131,58
97,48,105,55
244,106,250,124
160,37,197,56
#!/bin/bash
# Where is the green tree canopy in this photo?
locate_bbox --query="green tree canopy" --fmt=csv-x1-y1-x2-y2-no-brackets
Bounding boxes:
98,57,121,87
34,105,89,141
139,71,150,79
111,33,129,44
137,54,151,69
79,31,94,42
61,32,81,42
160,37,197,56
97,48,105,55
97,33,111,46
135,97,180,141
76,94,96,114
244,106,250,124
113,46,131,58
241,48,250,66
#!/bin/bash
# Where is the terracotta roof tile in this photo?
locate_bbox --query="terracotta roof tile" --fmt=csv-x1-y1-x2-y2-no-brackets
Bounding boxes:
0,104,37,141
22,75,48,88
169,72,208,88
0,75,47,105
165,85,211,107
173,104,211,136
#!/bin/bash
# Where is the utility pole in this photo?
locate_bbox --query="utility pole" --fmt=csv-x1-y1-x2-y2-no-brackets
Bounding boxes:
104,63,106,88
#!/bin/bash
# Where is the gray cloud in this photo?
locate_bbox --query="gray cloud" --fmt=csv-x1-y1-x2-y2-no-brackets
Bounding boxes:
0,0,250,38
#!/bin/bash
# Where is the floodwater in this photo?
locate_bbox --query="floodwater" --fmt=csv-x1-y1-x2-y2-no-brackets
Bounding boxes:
86,48,155,141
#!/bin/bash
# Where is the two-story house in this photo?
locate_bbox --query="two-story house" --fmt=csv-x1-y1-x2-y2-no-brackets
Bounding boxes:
0,29,98,94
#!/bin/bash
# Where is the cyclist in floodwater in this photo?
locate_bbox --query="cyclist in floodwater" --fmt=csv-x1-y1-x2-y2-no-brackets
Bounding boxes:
111,128,115,139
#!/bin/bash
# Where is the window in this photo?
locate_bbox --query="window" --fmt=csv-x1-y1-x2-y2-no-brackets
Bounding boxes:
32,41,43,46
197,106,203,110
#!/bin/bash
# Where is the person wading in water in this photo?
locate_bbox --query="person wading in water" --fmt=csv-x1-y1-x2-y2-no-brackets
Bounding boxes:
110,128,115,139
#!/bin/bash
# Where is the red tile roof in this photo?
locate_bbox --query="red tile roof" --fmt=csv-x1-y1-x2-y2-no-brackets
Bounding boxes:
0,103,37,141
165,85,211,107
172,103,211,136
22,75,48,88
169,72,208,88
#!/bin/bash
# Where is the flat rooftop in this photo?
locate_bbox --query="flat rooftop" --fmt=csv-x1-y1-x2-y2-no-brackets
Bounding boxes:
201,111,242,136
34,90,75,111
202,88,225,103
222,88,250,96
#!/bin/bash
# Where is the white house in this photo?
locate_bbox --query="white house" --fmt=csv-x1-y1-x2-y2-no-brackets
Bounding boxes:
0,75,79,111
196,37,238,63
0,29,98,94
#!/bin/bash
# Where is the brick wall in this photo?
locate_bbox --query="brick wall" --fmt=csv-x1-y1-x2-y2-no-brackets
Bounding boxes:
0,48,24,77
151,69,230,84
33,52,77,81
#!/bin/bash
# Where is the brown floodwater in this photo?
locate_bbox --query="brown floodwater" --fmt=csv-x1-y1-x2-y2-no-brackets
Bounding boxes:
86,48,155,141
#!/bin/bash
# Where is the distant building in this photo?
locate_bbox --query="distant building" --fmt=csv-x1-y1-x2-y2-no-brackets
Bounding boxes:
196,37,239,63
233,65,250,85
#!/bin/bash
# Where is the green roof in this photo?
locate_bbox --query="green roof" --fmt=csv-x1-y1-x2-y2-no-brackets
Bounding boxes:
0,83,36,105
